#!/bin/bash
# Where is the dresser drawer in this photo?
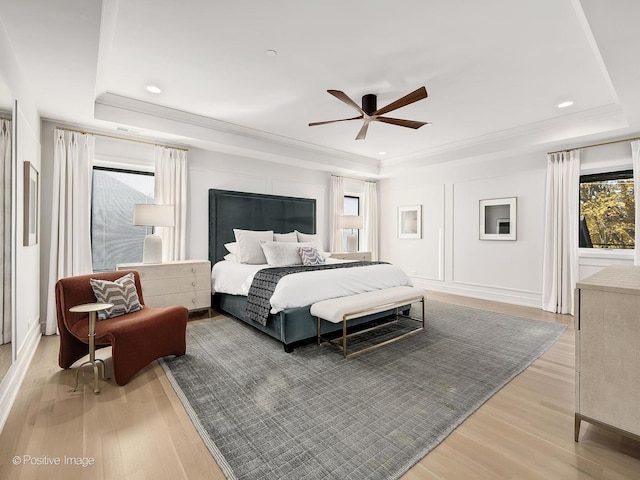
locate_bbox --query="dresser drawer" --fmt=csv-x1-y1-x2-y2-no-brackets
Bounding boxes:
135,262,210,279
116,260,211,311
140,274,211,296
144,289,211,310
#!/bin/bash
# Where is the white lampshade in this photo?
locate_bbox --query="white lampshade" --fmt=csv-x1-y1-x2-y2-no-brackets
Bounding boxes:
133,204,175,227
133,204,174,264
339,215,364,230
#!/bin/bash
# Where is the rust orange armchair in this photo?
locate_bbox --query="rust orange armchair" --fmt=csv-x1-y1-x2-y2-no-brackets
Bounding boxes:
55,270,188,386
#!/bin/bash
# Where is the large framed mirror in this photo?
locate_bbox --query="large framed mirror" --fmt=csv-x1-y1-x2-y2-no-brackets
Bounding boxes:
0,72,14,383
479,197,517,241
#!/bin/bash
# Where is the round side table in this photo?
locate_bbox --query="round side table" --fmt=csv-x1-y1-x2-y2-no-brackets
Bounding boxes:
69,302,113,394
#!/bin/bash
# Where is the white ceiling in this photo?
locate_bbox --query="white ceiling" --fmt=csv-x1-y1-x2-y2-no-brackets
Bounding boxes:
1,0,639,176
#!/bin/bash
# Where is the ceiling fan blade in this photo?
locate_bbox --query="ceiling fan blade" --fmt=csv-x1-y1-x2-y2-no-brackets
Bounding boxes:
309,115,362,127
376,117,430,129
373,86,428,116
327,90,366,115
355,121,370,140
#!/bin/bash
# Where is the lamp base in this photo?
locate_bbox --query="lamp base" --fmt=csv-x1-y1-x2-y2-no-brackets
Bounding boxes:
142,233,163,264
346,234,358,253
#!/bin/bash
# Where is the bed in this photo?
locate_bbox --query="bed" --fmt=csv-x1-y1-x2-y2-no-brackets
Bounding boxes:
208,189,412,352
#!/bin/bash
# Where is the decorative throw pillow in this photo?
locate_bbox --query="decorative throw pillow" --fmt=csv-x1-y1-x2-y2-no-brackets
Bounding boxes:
297,240,331,259
223,253,238,262
233,229,274,264
260,241,303,266
273,232,298,242
299,246,325,266
90,272,143,320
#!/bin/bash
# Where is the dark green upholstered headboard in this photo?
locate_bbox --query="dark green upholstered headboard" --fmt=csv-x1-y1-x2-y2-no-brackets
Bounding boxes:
208,189,317,264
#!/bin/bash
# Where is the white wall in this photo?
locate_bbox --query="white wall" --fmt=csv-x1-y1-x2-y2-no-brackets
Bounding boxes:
187,148,332,260
0,20,42,431
380,140,639,307
380,150,547,308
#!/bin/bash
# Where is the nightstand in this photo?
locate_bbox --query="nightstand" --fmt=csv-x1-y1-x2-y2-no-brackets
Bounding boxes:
116,260,211,313
330,251,372,261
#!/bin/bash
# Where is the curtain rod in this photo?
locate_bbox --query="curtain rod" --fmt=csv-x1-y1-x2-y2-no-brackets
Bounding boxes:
55,126,189,152
331,174,377,183
548,135,640,155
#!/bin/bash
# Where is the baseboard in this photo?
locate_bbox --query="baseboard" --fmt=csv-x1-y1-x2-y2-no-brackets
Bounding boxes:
0,322,41,433
411,278,542,309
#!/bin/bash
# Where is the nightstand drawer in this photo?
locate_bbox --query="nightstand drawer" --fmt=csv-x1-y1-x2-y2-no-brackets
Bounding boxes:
134,262,210,279
116,260,211,312
140,274,211,296
144,289,211,310
330,251,372,261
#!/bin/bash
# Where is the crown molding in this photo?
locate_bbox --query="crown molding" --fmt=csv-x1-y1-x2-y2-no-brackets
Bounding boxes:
94,93,381,176
380,103,627,177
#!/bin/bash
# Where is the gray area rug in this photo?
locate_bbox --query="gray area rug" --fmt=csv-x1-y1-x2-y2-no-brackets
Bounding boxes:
161,301,565,480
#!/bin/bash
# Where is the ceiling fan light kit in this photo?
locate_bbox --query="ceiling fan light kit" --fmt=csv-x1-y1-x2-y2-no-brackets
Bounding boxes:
309,86,430,140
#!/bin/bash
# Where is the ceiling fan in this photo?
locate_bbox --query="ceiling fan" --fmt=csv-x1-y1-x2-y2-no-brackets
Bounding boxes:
309,86,430,140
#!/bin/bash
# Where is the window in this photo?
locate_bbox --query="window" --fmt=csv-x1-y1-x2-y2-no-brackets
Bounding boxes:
91,167,154,271
579,170,635,249
343,195,360,251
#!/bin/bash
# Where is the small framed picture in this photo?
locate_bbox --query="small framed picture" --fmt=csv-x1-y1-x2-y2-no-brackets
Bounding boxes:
398,205,422,239
479,197,516,241
23,161,38,246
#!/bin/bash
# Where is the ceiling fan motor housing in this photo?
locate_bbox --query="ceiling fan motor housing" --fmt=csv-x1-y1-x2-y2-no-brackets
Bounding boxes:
362,94,377,115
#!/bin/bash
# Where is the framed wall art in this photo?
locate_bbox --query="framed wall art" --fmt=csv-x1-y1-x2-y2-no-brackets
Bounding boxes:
23,160,38,246
479,197,516,241
398,205,422,239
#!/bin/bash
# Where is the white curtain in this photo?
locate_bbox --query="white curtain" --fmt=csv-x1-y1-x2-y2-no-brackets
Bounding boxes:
632,140,640,265
1,119,11,344
330,175,344,252
363,181,379,260
541,150,580,315
44,129,95,335
154,146,187,262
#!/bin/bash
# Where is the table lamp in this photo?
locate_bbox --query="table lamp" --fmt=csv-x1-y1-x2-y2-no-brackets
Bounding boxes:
133,204,174,264
339,215,364,252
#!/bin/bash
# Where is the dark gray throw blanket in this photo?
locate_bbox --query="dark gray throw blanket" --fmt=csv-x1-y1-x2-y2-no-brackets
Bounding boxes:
246,261,386,325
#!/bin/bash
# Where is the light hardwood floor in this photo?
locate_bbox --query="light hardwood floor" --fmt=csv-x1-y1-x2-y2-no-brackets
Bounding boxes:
1,293,639,479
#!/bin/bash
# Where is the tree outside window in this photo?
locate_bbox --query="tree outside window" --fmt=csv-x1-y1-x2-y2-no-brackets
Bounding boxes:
579,170,635,249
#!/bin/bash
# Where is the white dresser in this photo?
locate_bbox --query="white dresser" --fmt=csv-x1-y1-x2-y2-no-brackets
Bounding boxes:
116,259,211,313
574,265,640,442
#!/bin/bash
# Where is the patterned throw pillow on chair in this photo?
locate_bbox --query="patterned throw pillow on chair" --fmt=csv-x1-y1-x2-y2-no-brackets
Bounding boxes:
90,272,143,320
298,246,325,266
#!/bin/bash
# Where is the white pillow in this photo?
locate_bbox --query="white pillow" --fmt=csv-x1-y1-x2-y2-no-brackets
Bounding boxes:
223,253,238,262
273,232,298,242
233,229,274,264
260,241,303,266
295,230,318,243
224,242,237,254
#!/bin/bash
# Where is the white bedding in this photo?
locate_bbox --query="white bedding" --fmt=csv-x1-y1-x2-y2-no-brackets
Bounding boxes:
211,259,412,314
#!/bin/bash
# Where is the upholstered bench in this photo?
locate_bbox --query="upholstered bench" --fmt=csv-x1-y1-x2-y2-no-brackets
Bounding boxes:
311,286,426,358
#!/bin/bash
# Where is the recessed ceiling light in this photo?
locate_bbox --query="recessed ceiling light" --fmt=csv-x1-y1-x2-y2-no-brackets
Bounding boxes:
265,49,278,57
145,84,162,94
557,100,573,108
378,151,387,155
